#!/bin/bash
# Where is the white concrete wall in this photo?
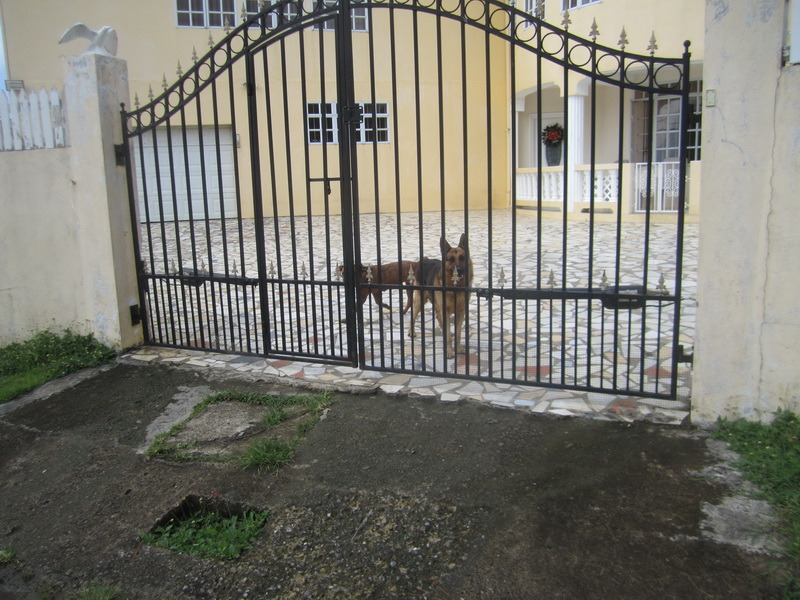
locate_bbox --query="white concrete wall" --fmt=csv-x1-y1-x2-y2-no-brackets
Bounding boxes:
0,54,143,350
693,0,800,423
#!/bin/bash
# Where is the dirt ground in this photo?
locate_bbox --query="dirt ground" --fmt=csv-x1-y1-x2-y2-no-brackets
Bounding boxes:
0,360,786,599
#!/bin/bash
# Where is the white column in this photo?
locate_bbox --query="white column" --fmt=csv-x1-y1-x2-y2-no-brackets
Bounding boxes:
566,94,585,211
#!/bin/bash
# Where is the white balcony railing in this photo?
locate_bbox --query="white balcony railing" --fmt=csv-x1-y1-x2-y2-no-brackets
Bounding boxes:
634,162,681,213
515,165,618,204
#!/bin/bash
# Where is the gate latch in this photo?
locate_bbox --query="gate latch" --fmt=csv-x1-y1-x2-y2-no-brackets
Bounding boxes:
342,105,363,124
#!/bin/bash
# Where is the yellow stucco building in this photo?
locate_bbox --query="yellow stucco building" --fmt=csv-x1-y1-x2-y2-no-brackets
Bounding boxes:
1,0,704,222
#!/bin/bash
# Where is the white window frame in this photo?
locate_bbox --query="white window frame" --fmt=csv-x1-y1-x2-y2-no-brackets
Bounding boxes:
562,0,600,10
244,0,300,29
176,0,236,28
632,79,702,163
522,0,543,27
356,103,390,144
307,102,339,144
312,0,369,31
306,101,391,145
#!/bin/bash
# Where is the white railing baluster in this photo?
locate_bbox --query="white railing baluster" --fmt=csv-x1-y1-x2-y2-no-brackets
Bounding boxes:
0,87,68,151
29,88,44,148
0,92,11,151
39,88,55,148
51,88,67,147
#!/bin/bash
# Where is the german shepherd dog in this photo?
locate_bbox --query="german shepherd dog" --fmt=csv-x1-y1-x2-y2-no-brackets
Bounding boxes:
337,260,419,317
407,234,474,358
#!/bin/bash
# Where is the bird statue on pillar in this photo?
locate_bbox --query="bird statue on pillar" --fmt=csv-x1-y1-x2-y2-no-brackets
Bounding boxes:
59,24,118,57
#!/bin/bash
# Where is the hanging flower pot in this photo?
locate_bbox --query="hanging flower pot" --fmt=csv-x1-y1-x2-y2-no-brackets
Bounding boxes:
541,123,564,167
545,142,562,166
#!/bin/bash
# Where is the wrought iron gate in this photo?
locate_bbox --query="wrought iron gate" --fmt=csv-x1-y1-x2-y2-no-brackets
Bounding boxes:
122,0,692,400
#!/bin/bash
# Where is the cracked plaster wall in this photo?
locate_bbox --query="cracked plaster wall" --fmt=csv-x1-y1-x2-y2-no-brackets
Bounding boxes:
693,0,800,423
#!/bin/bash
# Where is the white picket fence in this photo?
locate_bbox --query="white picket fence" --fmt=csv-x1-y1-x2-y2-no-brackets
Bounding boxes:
0,88,68,151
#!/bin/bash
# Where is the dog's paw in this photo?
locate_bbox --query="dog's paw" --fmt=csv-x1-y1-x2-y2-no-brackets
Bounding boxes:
408,329,416,338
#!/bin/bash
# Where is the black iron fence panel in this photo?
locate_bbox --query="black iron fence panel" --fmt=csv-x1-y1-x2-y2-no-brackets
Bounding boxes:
122,0,691,399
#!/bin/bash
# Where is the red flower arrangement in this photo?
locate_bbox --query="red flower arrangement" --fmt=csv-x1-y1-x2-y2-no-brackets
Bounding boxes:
541,123,565,146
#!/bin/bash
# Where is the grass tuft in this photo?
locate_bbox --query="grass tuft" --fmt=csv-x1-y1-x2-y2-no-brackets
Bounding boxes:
0,331,115,404
67,582,120,600
713,409,800,596
0,548,16,564
141,507,269,560
237,437,297,472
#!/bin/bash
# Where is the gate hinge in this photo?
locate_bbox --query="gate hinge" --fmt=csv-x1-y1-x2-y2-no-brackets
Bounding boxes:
130,304,142,326
342,105,364,124
677,345,694,365
114,143,126,166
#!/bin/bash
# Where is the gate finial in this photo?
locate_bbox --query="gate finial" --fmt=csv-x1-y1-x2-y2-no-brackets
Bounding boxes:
589,18,599,42
647,31,658,56
561,10,571,31
617,27,629,51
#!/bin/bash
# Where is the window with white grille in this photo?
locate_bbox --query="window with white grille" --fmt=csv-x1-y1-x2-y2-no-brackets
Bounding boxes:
177,0,236,28
306,102,390,144
562,0,600,10
523,0,544,26
313,1,369,31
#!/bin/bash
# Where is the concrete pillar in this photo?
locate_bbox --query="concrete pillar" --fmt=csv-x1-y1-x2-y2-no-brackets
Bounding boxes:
63,53,142,350
692,0,800,424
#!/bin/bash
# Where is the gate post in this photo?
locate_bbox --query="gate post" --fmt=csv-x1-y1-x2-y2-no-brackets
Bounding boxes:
62,52,143,350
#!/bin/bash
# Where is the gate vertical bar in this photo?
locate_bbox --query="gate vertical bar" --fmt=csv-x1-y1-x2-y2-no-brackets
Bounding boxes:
669,40,692,397
245,53,272,356
335,0,361,366
120,107,150,345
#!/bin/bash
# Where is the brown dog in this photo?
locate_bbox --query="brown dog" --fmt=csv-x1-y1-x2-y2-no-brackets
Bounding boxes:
407,234,474,358
337,260,419,315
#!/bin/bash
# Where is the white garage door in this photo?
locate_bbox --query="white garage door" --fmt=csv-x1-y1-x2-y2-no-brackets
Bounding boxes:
136,126,237,221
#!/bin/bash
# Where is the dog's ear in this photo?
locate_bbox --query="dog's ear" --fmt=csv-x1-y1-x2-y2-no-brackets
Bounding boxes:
458,233,468,253
440,236,452,257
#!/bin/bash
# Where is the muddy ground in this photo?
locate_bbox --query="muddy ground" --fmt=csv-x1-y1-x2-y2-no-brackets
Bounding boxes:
0,360,786,599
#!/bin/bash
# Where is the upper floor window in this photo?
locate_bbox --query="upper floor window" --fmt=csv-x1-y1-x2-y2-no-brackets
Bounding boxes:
244,0,300,29
312,1,369,32
306,101,390,144
177,0,236,28
523,0,544,26
562,0,600,10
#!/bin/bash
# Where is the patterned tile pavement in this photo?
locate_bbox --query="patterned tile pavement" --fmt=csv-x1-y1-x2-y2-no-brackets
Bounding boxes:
131,210,697,424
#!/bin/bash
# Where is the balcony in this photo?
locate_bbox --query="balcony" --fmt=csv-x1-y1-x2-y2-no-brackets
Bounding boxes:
514,161,701,222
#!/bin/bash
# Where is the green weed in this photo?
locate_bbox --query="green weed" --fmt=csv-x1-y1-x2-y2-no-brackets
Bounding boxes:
237,437,296,472
0,331,115,404
713,409,800,597
67,582,120,600
141,507,269,560
0,548,15,564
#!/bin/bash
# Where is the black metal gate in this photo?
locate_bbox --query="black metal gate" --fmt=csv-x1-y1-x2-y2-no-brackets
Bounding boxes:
122,0,692,400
